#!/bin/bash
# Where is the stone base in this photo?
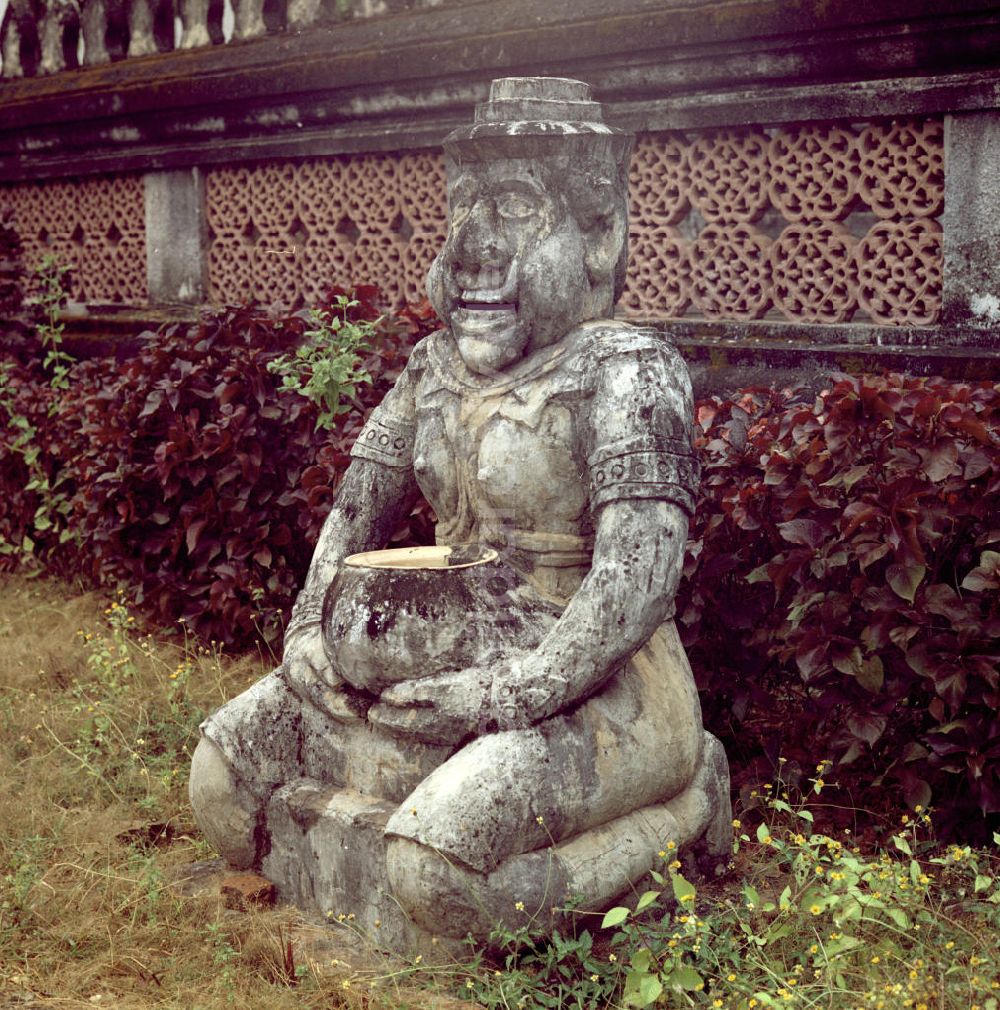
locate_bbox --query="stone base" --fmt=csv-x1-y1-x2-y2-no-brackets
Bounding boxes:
260,731,731,955
261,780,462,956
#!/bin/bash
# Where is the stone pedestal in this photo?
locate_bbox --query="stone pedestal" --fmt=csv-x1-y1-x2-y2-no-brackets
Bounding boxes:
261,780,444,956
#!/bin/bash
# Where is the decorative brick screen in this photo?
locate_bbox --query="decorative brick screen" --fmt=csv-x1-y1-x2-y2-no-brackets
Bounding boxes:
206,118,943,325
0,175,148,304
622,118,944,325
205,152,448,308
0,117,943,327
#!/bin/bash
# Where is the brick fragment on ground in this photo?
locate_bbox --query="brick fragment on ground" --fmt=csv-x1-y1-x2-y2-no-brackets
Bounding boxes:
220,872,276,910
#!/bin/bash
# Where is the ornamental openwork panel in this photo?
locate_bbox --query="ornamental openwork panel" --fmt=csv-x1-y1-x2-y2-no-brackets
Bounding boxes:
204,152,449,308
623,116,944,326
0,115,943,330
0,174,147,304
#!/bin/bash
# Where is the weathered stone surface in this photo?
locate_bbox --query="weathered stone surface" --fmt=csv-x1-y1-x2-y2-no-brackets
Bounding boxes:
190,75,730,951
144,168,206,305
942,110,1000,331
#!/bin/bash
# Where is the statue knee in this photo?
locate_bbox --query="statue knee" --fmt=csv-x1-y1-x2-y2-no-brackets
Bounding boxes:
189,736,261,869
385,837,494,938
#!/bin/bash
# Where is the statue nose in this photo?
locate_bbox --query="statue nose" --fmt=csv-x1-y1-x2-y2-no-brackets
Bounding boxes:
454,201,509,276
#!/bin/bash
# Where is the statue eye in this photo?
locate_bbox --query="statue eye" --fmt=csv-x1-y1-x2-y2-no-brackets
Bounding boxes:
495,191,539,219
450,201,473,229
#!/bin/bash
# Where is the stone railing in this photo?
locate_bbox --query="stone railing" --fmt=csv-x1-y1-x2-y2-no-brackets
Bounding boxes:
1,0,999,386
0,0,454,78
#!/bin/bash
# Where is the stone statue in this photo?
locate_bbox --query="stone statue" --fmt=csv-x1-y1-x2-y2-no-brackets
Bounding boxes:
189,76,731,952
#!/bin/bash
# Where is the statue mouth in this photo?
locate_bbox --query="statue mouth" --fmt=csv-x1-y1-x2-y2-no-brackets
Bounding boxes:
460,300,517,312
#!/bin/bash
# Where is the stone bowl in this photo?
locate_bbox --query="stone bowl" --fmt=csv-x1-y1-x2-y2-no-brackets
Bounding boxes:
321,544,558,694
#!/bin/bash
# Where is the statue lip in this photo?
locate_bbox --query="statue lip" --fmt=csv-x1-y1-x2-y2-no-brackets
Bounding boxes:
451,305,518,329
459,300,517,312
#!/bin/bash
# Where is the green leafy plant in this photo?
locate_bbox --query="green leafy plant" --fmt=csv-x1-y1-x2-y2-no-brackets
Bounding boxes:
0,256,81,566
267,294,378,431
29,254,75,393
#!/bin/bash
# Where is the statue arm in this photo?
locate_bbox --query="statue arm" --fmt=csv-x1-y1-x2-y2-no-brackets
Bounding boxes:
282,347,423,711
489,336,698,726
491,497,686,727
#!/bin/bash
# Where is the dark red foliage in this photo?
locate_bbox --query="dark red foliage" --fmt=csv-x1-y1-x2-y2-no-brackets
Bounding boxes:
678,373,1000,839
70,291,435,648
3,294,998,838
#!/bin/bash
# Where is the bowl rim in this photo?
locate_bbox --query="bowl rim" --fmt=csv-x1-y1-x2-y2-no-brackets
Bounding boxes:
343,544,500,571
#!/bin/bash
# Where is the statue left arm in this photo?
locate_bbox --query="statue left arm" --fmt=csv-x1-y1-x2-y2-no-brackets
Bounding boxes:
489,496,687,728
367,498,686,742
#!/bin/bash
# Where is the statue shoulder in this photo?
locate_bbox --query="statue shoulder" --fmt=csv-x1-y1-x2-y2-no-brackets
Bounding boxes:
573,320,680,368
570,321,688,394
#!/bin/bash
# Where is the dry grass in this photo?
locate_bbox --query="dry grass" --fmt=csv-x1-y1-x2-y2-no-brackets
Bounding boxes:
4,574,998,1010
0,574,472,1010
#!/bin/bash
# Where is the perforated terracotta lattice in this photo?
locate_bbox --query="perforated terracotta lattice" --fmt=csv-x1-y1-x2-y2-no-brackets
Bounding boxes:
0,174,147,304
205,151,448,308
621,117,944,325
1,117,944,328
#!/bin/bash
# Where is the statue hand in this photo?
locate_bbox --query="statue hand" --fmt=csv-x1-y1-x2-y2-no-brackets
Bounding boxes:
368,666,493,746
490,653,570,729
281,623,364,724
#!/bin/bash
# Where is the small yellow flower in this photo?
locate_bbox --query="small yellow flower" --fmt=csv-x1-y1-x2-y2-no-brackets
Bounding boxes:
658,850,667,858
666,840,677,850
414,955,422,964
732,818,742,828
727,973,737,982
591,974,600,982
465,980,474,990
871,956,881,964
536,815,544,825
810,904,822,915
514,901,525,912
608,954,617,963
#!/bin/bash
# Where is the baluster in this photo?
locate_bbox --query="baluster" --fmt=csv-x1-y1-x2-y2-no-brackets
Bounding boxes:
179,0,223,47
80,0,127,64
233,0,284,39
39,0,80,74
125,0,173,56
1,0,42,77
233,0,265,39
285,0,319,30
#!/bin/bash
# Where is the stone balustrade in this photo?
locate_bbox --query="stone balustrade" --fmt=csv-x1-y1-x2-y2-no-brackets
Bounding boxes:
0,0,450,77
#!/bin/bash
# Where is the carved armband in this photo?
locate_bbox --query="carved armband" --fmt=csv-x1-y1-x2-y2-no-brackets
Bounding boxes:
588,437,699,516
350,413,415,469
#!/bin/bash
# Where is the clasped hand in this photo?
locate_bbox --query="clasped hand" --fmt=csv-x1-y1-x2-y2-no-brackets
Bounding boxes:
369,652,562,745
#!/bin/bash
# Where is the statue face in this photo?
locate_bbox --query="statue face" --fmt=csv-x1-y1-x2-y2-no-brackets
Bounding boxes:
428,157,614,375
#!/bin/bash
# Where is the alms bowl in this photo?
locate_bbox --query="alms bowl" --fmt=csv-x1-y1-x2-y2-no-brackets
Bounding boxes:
321,544,558,693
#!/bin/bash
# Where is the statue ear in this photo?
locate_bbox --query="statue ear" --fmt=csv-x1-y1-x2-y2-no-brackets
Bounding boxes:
582,181,628,289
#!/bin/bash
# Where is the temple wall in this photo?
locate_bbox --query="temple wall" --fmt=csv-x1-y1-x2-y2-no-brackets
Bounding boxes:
1,0,997,383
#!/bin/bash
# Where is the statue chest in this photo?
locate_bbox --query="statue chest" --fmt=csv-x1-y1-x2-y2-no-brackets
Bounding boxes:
411,382,591,542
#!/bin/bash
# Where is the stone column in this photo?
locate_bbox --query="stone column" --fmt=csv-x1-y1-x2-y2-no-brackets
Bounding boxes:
942,110,1000,336
144,168,206,305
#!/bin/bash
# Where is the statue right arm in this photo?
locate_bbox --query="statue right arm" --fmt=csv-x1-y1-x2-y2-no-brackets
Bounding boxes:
282,347,424,715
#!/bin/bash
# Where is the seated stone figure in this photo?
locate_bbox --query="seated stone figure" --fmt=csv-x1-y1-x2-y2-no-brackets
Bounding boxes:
189,76,731,952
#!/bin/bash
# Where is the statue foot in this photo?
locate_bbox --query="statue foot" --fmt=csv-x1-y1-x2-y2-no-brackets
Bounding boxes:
189,736,262,869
